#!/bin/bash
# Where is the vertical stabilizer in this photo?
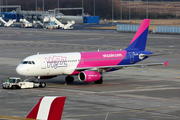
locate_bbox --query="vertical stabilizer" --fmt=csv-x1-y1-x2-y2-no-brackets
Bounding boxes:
26,96,66,120
125,19,150,51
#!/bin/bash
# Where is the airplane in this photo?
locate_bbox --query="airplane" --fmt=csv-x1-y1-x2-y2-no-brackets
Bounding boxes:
16,19,168,85
0,96,66,120
26,96,66,120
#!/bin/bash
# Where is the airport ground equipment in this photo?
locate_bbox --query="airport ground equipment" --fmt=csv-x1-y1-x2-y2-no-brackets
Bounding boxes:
46,21,58,29
63,20,75,29
0,17,6,24
4,19,16,27
0,17,16,27
20,19,44,28
33,20,44,28
2,77,46,89
50,17,65,28
83,16,99,24
48,17,75,29
20,19,32,28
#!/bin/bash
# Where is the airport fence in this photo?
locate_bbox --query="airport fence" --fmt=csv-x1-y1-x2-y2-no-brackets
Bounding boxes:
156,26,180,34
117,24,180,34
117,24,140,32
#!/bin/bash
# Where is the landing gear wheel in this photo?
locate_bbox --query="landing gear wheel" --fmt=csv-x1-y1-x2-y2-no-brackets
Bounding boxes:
39,82,46,88
65,75,74,83
94,78,103,84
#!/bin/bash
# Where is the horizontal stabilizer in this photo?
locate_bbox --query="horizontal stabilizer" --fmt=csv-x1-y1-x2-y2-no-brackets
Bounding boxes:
164,61,168,66
139,53,168,58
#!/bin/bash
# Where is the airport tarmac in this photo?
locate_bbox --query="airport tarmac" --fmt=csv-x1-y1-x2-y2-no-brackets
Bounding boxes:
0,27,180,120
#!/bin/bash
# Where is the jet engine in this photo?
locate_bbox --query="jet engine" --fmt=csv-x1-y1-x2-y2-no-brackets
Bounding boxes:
78,71,102,82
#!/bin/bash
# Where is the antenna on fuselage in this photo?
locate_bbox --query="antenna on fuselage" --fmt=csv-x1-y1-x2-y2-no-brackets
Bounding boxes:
98,49,100,52
37,52,39,55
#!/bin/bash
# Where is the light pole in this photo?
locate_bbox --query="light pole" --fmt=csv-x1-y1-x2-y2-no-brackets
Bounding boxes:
43,0,44,12
36,0,37,11
6,0,7,12
120,0,122,23
58,0,59,14
1,0,3,12
82,0,84,16
43,0,44,28
146,0,148,19
94,0,95,16
112,0,114,25
129,0,131,23
0,0,1,17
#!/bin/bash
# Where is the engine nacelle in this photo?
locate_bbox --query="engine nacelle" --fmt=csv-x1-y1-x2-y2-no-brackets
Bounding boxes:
78,71,101,82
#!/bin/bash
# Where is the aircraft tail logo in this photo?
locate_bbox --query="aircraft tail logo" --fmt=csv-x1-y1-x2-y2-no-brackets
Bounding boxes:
125,19,150,52
26,96,66,120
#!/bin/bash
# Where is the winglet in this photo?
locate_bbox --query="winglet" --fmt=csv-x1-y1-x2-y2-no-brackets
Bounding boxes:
26,96,66,120
164,61,168,66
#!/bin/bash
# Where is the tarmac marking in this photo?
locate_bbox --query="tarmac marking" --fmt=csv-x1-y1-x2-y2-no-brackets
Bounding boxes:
0,115,33,120
46,85,66,87
136,85,169,89
7,92,16,94
27,87,180,103
100,87,180,93
45,78,177,90
61,106,180,119
131,68,180,74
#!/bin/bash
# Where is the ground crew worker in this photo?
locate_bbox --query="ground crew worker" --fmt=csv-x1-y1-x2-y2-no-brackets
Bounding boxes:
7,77,10,82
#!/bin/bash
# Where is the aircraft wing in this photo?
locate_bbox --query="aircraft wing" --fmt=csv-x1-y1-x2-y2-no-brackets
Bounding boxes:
75,61,168,72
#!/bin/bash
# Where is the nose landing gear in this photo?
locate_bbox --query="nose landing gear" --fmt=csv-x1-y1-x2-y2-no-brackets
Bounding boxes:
39,81,46,88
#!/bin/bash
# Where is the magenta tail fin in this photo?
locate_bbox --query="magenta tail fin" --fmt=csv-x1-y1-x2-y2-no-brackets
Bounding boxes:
125,19,150,51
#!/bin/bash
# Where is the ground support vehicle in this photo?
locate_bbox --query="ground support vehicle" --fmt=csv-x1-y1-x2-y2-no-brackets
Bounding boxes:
2,77,46,89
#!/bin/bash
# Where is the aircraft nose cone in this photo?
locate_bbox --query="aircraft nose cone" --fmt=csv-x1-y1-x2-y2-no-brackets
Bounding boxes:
16,65,24,76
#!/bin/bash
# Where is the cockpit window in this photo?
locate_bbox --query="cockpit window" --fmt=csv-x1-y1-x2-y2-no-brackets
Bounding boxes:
21,61,35,64
22,61,28,64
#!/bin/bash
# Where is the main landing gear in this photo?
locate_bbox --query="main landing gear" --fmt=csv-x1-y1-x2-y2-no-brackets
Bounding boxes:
65,75,74,83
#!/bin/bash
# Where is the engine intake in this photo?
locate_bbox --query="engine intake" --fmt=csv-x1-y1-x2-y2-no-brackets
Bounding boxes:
78,71,101,82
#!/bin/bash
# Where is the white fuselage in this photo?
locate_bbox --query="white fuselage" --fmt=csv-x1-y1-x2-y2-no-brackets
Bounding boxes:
16,52,81,76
